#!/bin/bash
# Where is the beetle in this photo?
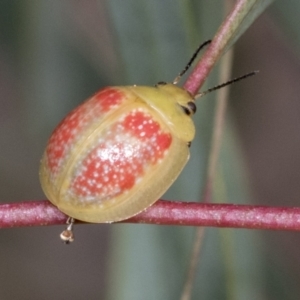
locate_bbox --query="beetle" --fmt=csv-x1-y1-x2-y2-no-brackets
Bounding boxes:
39,40,256,242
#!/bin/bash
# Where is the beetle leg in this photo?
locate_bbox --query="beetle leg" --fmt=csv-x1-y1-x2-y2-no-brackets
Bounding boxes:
60,217,75,244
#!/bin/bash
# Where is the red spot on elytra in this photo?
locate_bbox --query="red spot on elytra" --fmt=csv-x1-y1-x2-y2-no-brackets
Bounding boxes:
71,141,139,198
70,110,172,200
45,87,126,175
155,132,172,152
123,111,161,139
46,106,85,173
93,87,124,112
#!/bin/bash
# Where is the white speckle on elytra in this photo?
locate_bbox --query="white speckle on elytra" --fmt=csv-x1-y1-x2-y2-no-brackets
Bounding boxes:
70,128,78,136
150,136,156,143
87,179,94,186
135,177,142,184
103,164,110,174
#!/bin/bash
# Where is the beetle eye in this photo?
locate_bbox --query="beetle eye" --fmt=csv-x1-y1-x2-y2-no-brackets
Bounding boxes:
187,101,196,114
180,101,197,116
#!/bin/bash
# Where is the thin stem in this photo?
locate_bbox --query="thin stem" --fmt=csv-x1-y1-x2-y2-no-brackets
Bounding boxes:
180,228,205,300
180,22,235,300
2,200,300,231
202,48,234,203
127,201,300,230
183,0,256,95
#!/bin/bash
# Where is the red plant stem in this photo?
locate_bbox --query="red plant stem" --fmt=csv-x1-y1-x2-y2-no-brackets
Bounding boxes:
1,200,300,231
183,0,245,95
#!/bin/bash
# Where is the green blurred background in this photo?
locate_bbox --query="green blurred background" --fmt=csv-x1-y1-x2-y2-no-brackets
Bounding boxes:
1,1,300,299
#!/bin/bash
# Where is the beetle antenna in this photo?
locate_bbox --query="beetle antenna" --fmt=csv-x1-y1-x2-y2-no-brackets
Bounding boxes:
196,70,259,98
173,40,211,85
